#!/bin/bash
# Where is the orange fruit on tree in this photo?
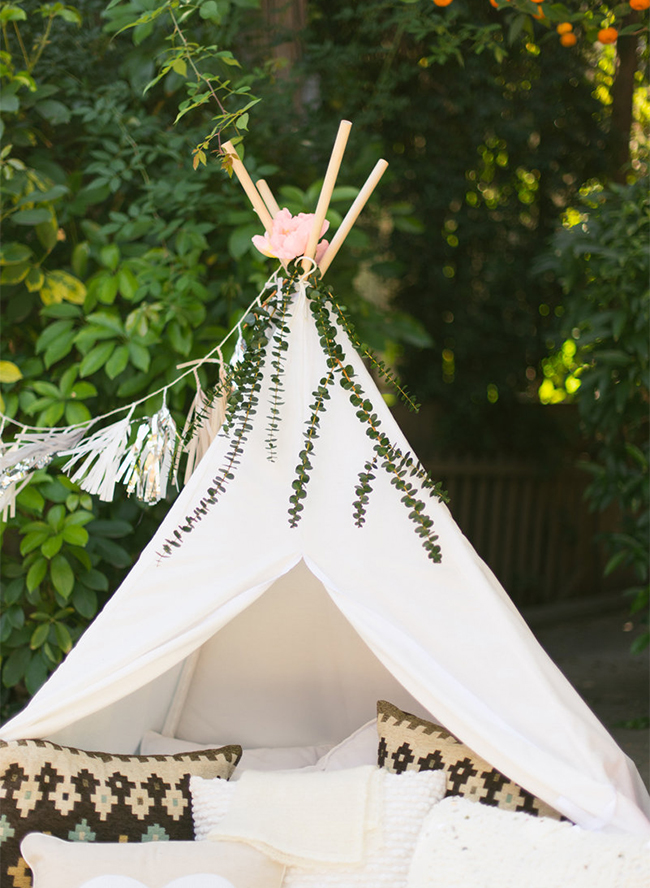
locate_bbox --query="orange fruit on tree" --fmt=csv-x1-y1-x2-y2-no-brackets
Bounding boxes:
432,0,454,6
598,27,618,44
557,22,573,34
560,32,577,46
629,0,650,10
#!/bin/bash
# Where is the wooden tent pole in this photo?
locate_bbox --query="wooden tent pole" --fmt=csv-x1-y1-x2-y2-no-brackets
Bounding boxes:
319,159,389,278
256,179,281,219
222,141,275,233
302,120,352,272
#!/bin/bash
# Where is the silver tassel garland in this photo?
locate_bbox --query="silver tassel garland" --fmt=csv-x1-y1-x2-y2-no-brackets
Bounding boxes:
0,426,87,519
118,403,178,504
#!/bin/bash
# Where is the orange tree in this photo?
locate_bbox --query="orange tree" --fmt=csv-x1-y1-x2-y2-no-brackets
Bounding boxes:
425,0,648,180
488,0,648,178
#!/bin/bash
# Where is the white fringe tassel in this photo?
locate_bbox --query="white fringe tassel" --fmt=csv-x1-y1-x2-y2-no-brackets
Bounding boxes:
176,362,230,486
1,476,32,522
61,409,134,502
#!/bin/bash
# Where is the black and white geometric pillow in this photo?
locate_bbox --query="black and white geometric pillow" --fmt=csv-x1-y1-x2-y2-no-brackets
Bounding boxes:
0,737,241,888
377,700,563,820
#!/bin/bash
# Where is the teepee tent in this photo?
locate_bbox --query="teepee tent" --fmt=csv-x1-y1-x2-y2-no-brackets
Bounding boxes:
2,282,649,837
2,123,649,839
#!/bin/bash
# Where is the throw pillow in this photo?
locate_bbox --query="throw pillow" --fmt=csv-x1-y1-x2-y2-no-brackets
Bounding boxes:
377,700,561,819
20,833,284,888
312,720,377,772
407,795,650,888
0,738,241,888
139,732,332,775
191,768,447,888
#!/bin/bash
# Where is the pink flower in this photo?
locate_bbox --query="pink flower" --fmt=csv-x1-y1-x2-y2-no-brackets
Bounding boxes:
252,208,330,263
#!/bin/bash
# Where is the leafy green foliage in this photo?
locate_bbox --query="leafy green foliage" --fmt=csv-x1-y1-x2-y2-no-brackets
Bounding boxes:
270,0,612,459
103,0,261,163
536,179,649,649
264,280,294,459
0,0,273,718
0,470,132,719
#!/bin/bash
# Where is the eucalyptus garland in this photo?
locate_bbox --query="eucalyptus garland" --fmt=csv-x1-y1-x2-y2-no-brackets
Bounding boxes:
159,272,447,562
297,280,448,562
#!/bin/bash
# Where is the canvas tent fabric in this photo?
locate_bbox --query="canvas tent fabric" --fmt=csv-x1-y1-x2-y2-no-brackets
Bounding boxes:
2,284,649,838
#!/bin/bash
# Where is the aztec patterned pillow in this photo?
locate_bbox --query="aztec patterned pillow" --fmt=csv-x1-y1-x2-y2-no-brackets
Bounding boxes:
376,700,562,820
0,737,241,888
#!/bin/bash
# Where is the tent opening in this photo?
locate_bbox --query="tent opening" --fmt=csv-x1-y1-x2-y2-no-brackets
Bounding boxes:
171,559,426,748
47,561,426,754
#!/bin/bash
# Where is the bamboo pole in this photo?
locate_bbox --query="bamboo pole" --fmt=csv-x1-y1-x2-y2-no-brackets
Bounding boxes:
319,158,389,277
256,179,281,219
302,119,352,272
222,141,275,233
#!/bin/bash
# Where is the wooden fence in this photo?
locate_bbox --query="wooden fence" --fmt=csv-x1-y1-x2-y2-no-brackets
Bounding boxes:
423,457,611,607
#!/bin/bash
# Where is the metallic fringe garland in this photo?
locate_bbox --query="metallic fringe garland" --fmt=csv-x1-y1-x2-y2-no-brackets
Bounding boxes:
118,403,178,505
1,366,230,514
0,427,87,519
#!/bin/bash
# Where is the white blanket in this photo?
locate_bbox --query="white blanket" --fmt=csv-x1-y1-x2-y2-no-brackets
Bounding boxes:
207,765,381,867
407,796,650,888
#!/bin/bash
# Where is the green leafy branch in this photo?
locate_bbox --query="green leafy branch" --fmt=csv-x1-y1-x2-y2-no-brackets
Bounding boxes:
157,293,276,557
325,286,421,414
265,282,294,461
304,284,447,562
0,2,81,75
352,456,377,527
104,0,259,168
287,367,335,527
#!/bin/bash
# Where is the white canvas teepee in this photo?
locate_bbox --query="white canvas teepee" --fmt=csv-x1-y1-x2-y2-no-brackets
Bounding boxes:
2,283,650,838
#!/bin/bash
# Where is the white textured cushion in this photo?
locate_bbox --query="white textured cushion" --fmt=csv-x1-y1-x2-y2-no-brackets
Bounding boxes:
406,796,650,888
191,779,238,840
140,731,331,776
20,833,284,888
191,768,446,887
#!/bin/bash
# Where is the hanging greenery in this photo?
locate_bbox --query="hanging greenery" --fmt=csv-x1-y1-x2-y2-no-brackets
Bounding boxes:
158,267,448,563
303,278,448,561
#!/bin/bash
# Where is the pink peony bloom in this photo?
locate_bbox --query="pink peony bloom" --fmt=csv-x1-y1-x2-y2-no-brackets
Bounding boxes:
252,208,330,263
